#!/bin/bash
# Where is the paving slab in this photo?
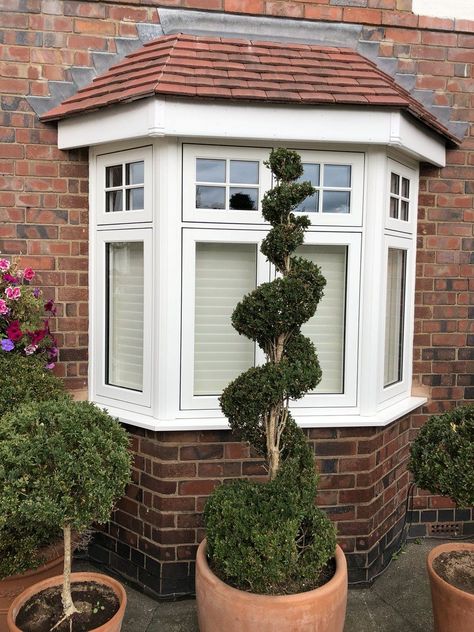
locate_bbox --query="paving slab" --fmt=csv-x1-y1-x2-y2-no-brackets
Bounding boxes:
75,538,473,632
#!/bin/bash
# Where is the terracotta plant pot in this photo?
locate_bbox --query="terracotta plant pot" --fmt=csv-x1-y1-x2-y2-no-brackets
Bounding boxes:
0,541,64,629
7,571,127,632
427,542,474,632
196,539,347,632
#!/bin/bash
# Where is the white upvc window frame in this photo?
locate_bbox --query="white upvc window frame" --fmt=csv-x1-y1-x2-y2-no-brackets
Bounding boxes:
93,227,154,410
378,232,416,407
290,230,361,411
181,227,270,411
291,149,365,227
182,144,272,224
96,145,153,225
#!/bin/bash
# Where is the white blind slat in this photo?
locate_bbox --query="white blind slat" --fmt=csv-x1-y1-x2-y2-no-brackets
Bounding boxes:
107,242,144,391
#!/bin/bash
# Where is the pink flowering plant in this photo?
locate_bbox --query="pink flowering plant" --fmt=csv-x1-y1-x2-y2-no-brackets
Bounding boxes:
0,257,58,367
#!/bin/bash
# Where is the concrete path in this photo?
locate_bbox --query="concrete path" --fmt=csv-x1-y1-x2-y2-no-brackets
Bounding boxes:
76,539,469,632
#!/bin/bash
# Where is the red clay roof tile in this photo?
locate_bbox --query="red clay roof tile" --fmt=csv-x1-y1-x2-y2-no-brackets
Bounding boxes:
41,33,457,142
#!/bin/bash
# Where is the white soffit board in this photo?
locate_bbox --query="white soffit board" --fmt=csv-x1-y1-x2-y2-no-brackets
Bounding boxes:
412,0,474,20
57,97,446,167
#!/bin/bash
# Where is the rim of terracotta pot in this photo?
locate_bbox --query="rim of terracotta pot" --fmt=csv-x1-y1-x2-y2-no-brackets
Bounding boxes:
197,538,347,602
7,571,127,632
427,542,474,600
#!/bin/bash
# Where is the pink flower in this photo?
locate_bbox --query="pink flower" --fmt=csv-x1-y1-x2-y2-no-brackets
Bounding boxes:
0,259,10,271
23,267,35,281
5,286,21,300
24,344,38,355
6,321,22,342
0,299,8,315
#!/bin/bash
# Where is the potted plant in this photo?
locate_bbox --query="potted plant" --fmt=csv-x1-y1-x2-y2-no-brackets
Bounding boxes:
195,148,347,632
2,398,131,631
409,404,474,632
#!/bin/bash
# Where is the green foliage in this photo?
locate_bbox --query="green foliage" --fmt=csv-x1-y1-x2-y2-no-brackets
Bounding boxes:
408,405,474,507
0,399,132,564
0,352,67,418
206,148,336,594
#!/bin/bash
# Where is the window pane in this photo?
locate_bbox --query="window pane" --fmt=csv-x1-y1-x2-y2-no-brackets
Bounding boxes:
106,190,123,213
401,200,409,221
196,159,225,183
299,163,320,186
390,173,400,195
384,249,406,387
196,186,226,209
295,191,319,213
230,160,259,184
322,191,350,213
106,165,122,188
296,244,347,394
390,196,399,219
126,161,144,185
324,164,351,188
106,242,144,391
194,243,256,396
402,177,410,199
229,187,258,210
126,187,144,211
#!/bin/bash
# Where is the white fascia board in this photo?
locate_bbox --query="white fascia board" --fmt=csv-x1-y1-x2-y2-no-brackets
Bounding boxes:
58,97,446,166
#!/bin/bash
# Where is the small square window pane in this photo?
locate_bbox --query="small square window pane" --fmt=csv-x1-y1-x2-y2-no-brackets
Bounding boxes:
106,190,123,213
126,161,144,186
106,165,122,188
196,159,226,183
322,191,350,214
299,163,320,186
196,186,226,209
126,187,144,211
401,200,409,221
324,165,351,188
230,160,259,185
390,173,400,195
390,196,399,219
229,187,258,211
295,191,319,213
402,177,410,199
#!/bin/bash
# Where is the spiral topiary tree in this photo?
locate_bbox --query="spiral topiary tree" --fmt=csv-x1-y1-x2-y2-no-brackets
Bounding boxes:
205,148,336,594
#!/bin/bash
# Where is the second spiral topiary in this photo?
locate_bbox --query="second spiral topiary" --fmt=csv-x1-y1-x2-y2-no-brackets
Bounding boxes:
205,148,336,594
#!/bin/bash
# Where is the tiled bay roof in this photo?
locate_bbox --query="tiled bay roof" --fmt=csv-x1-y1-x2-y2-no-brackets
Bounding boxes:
42,33,455,142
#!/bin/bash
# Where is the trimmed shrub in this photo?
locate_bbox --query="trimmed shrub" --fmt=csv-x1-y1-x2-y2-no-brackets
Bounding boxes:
205,148,336,594
409,405,474,507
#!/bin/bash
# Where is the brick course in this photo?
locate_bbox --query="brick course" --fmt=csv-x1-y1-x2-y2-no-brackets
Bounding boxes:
1,0,473,597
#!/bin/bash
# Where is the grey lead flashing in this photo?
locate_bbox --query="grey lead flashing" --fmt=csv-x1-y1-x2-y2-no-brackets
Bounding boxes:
159,8,363,48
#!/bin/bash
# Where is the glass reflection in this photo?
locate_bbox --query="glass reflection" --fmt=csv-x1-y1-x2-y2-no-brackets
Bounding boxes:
106,165,122,188
196,159,226,183
324,164,351,188
106,190,123,213
322,191,350,214
127,188,144,211
126,161,144,185
229,188,258,210
196,186,226,209
230,161,259,184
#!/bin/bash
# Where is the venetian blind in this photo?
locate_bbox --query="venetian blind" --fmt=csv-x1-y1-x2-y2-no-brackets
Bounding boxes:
384,248,406,387
194,242,257,396
106,241,144,391
296,245,347,393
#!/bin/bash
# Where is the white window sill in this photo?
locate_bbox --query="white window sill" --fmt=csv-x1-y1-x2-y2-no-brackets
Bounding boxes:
96,396,427,432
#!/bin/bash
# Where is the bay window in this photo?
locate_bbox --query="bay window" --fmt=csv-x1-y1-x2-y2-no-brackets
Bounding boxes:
89,140,423,430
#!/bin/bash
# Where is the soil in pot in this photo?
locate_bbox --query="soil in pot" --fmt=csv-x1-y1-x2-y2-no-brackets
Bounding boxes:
433,550,474,594
15,581,119,632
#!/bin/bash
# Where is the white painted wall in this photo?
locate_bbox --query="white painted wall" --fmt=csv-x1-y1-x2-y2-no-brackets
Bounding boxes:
412,0,474,20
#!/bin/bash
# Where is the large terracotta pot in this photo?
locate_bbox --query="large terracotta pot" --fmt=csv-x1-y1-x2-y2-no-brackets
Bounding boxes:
7,571,127,632
427,542,474,632
196,539,347,632
0,541,63,629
